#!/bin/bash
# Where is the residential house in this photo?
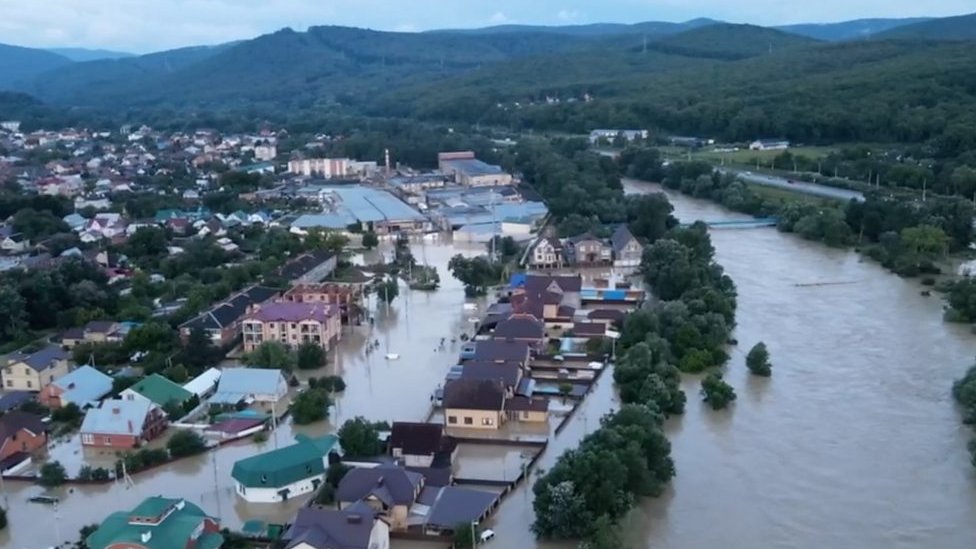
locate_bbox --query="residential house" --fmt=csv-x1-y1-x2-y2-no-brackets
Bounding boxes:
587,308,627,326
85,496,223,549
38,365,113,409
282,279,369,325
2,344,72,392
528,237,564,269
0,411,48,462
521,274,583,309
63,320,123,348
80,399,168,448
275,250,338,284
492,314,545,347
280,506,390,549
418,485,497,536
388,422,458,468
241,302,341,353
182,367,221,399
458,362,522,396
471,340,532,369
1,232,29,253
0,391,33,414
179,285,279,345
504,396,550,424
443,378,506,430
567,233,612,265
121,374,195,416
231,434,337,503
611,225,643,268
209,368,288,409
337,465,425,531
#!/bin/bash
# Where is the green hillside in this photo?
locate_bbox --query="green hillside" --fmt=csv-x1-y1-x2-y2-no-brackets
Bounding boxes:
876,12,976,40
646,23,820,59
0,44,72,88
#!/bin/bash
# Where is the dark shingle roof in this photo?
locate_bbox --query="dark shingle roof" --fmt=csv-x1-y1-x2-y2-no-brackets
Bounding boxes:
180,285,278,330
282,507,379,549
505,396,549,413
611,224,639,252
425,486,497,530
389,422,450,457
336,465,422,506
493,315,544,340
0,391,34,413
524,274,582,294
443,379,505,411
471,340,530,364
6,344,70,371
0,411,47,443
588,309,626,322
461,362,521,389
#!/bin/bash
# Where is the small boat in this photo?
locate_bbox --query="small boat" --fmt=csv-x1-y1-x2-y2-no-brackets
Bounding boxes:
28,495,59,505
385,353,400,360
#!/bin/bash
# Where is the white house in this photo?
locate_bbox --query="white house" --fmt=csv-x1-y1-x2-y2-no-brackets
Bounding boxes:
231,434,337,503
182,367,222,399
528,237,564,269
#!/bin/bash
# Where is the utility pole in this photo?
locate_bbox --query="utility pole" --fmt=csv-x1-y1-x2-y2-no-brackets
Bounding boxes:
922,179,928,202
212,448,222,521
271,398,279,449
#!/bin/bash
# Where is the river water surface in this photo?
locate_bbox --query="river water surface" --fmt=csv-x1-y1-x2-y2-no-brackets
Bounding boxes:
486,180,976,549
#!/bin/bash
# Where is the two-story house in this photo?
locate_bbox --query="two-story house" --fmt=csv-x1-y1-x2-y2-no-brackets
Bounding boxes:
80,399,168,449
280,506,390,549
2,345,72,392
241,301,341,353
567,233,613,266
443,378,507,430
611,225,644,268
336,465,425,531
0,411,48,462
528,237,564,270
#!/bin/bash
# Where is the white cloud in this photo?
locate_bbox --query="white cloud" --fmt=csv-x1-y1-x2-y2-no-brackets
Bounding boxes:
557,9,580,21
488,11,510,24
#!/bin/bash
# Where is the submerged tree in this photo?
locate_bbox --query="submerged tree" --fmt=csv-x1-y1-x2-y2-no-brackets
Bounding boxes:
700,372,736,410
745,342,772,377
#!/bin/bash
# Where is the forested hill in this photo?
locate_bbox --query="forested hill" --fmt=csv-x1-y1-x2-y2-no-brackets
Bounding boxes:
644,24,819,59
776,18,931,41
875,12,976,40
373,38,976,150
0,44,72,88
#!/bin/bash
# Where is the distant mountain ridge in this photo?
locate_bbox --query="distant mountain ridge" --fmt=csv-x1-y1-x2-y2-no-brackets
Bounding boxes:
775,17,932,41
0,44,72,88
432,18,720,38
875,12,976,40
47,47,134,62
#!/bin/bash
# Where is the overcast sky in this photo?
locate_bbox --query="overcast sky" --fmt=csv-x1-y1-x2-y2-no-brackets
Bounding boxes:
0,0,972,53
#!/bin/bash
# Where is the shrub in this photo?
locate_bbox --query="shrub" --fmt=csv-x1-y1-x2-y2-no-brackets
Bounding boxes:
39,461,68,487
700,372,736,410
167,430,208,458
745,342,772,377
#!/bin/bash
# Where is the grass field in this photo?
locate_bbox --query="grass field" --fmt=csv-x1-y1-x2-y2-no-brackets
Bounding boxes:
662,146,840,165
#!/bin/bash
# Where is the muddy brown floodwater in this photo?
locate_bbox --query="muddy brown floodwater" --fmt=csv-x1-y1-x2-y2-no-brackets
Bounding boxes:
485,180,976,549
0,236,487,549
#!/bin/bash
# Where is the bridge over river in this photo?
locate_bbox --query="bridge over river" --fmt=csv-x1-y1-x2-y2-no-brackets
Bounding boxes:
681,217,779,229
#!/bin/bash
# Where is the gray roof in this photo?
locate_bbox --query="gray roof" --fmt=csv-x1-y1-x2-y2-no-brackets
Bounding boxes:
180,285,278,331
461,362,521,389
80,399,154,436
441,158,505,177
611,224,639,252
425,486,497,530
443,379,505,411
493,315,544,340
472,340,531,364
6,344,70,372
283,507,379,549
0,391,33,413
337,465,422,507
210,368,286,404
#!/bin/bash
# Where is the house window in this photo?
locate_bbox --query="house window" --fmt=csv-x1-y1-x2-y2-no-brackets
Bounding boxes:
105,437,111,444
481,417,495,426
463,417,473,425
522,412,530,419
81,433,93,444
261,475,268,484
3,367,10,374
26,380,32,389
24,368,30,376
447,416,457,425
4,380,11,387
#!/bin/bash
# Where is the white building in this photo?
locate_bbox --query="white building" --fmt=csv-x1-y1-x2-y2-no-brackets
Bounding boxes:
288,158,377,179
588,129,648,143
0,121,21,132
254,143,278,162
231,435,337,503
749,139,791,151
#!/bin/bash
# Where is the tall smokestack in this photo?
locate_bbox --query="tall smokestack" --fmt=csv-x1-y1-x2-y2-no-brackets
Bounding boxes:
384,148,391,175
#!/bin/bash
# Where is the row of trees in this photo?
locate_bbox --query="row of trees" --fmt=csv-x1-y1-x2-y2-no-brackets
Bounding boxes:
242,341,328,372
952,366,976,469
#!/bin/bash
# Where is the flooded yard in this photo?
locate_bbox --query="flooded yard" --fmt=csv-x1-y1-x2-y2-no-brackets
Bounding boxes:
453,444,539,482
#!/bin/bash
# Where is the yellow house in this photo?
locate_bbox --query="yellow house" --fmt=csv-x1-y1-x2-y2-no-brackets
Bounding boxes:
3,345,73,392
505,396,550,423
443,379,506,430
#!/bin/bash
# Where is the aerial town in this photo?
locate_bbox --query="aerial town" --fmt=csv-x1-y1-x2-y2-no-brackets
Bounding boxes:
0,120,647,549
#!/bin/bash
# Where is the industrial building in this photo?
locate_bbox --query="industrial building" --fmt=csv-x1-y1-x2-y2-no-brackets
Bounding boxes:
290,185,430,234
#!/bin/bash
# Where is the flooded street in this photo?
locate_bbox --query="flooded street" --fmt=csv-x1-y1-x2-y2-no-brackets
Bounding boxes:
0,236,486,549
5,189,976,549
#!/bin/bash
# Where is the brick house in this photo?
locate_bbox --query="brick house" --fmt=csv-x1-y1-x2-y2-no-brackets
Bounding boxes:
85,497,223,549
241,301,341,353
80,399,168,449
0,411,48,462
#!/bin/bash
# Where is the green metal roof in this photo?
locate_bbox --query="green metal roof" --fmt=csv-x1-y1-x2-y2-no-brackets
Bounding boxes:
86,497,223,549
129,374,193,407
231,435,337,489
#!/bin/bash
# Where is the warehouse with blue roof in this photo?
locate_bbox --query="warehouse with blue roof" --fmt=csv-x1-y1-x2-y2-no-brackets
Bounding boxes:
290,186,430,234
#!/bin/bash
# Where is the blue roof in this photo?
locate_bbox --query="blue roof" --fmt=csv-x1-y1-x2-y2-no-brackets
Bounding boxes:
509,273,527,288
81,399,154,436
435,201,547,227
290,186,426,230
210,368,286,405
53,365,113,407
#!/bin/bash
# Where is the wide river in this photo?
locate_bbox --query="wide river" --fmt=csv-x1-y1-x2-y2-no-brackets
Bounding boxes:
488,180,976,549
